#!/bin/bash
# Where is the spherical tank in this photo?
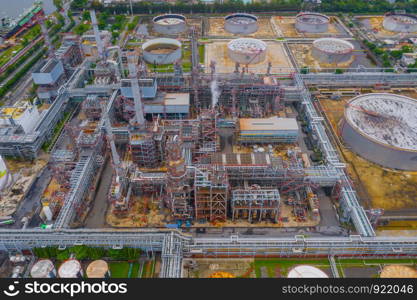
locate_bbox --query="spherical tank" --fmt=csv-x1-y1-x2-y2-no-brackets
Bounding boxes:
341,93,417,171
312,38,354,64
224,13,259,35
142,38,182,65
152,14,186,35
227,38,267,65
295,12,330,33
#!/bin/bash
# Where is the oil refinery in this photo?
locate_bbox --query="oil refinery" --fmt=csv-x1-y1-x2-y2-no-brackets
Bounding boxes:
0,2,416,280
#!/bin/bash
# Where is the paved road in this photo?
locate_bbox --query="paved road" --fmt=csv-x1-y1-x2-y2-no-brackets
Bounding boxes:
84,159,113,228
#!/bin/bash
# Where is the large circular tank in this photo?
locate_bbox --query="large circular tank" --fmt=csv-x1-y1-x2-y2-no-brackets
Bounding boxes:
383,12,417,33
58,259,83,278
86,260,110,278
341,93,417,171
312,38,354,64
0,155,11,191
227,38,267,65
152,14,186,35
142,38,182,65
224,13,258,35
30,259,56,278
288,265,328,278
380,265,417,278
295,12,330,33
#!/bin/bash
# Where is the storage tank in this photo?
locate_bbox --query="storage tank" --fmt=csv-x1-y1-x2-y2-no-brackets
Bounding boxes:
383,12,417,33
152,14,186,35
30,259,56,278
142,38,182,65
295,12,330,33
227,38,267,65
341,93,417,171
287,265,328,278
224,13,258,35
86,260,110,278
58,259,83,278
380,265,417,278
0,155,11,191
312,38,354,64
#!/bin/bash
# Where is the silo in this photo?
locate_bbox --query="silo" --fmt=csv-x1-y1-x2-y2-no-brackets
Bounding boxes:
287,265,329,278
341,93,417,171
295,12,330,33
312,38,354,64
86,260,110,278
383,12,417,33
224,13,259,35
142,38,182,65
30,259,56,278
380,265,417,278
227,38,267,65
152,14,186,35
58,259,83,278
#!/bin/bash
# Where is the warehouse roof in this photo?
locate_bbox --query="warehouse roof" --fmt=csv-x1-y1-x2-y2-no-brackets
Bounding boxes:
239,117,298,131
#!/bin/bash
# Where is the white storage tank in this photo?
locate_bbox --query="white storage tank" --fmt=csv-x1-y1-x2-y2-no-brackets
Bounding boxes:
383,12,417,33
341,93,417,171
30,259,57,278
152,14,186,35
295,12,330,33
224,13,259,35
142,38,182,65
86,260,111,278
287,265,329,278
312,38,354,64
58,259,83,278
227,38,267,65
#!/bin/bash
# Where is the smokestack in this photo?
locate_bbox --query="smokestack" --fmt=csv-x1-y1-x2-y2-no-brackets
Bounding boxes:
126,50,145,126
90,10,104,61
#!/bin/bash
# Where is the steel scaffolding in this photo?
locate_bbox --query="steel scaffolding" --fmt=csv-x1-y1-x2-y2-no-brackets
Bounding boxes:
231,188,280,222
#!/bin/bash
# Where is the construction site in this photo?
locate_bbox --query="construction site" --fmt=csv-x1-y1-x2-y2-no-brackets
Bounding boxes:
1,7,417,278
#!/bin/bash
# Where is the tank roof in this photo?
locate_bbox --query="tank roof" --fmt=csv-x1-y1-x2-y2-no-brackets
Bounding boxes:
345,93,417,151
30,259,55,278
288,265,328,278
228,38,266,54
86,260,109,278
58,259,82,278
313,38,354,54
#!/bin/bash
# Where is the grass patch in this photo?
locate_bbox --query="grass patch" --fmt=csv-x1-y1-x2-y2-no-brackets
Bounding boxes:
254,258,330,278
109,262,130,278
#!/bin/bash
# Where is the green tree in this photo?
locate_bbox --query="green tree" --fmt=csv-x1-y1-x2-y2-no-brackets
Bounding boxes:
53,0,63,11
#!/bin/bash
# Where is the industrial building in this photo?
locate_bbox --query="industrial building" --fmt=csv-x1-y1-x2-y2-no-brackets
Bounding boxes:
32,59,66,101
341,93,417,171
237,117,299,144
224,13,259,35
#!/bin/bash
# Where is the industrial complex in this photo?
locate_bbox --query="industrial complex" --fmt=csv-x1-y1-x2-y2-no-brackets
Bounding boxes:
0,1,416,279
